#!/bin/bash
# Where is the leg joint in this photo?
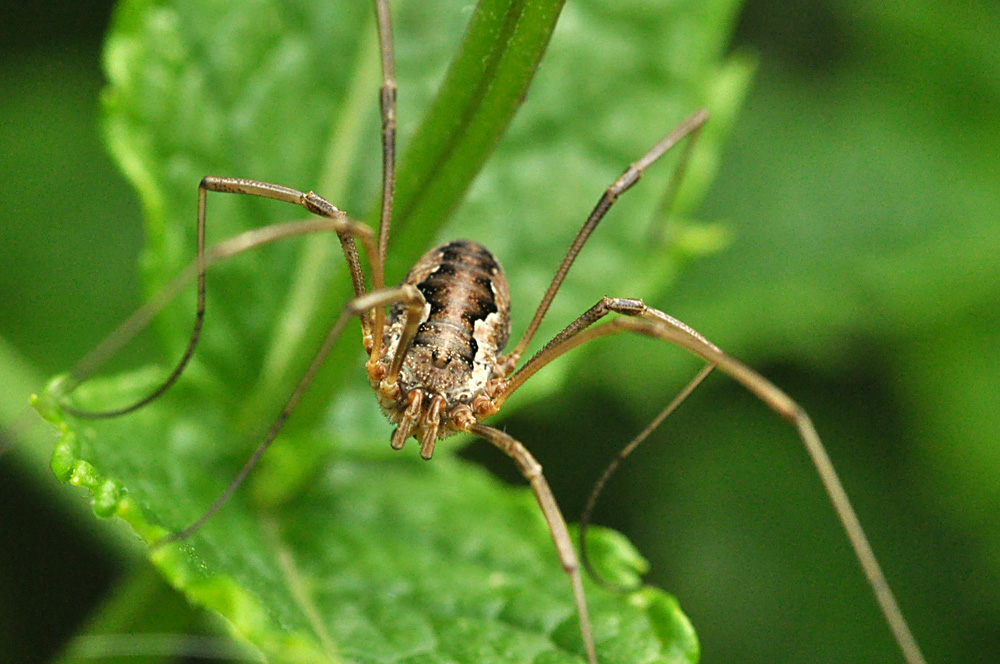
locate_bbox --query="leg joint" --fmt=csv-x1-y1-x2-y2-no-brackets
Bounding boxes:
605,297,646,316
302,192,344,219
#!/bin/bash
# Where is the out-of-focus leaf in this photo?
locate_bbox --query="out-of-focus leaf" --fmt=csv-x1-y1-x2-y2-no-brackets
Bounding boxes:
51,565,249,664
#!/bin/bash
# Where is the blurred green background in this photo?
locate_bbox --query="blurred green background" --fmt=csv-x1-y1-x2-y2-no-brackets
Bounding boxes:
1,0,998,663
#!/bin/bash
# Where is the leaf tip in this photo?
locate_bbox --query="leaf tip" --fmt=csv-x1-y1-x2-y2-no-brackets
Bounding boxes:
579,524,650,588
633,588,700,664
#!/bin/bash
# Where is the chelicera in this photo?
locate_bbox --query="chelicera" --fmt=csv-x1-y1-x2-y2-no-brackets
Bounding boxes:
54,2,930,663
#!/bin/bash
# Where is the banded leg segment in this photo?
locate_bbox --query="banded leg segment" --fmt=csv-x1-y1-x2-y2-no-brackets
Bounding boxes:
61,177,378,420
469,424,598,664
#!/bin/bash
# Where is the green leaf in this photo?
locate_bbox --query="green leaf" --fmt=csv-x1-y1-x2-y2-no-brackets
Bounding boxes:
42,0,748,661
42,372,698,663
385,0,566,278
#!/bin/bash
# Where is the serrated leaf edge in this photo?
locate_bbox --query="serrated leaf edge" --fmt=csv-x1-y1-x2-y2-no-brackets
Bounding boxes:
38,399,335,664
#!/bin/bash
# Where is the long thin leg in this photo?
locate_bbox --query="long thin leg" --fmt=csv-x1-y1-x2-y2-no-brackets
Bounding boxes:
207,177,382,315
370,0,397,363
58,218,365,405
468,424,598,664
373,0,396,268
497,298,929,664
154,284,420,548
60,177,379,420
579,362,715,592
506,109,709,366
499,295,717,401
645,113,706,245
501,297,719,589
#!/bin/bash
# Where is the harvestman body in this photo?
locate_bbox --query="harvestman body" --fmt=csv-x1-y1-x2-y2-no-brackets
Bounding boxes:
54,2,931,663
375,239,512,459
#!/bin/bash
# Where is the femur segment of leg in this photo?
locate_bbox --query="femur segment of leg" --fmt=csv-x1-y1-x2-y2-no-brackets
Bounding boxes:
501,296,927,664
468,423,598,664
498,295,718,403
364,281,484,461
645,112,707,245
58,177,382,420
373,0,397,267
506,108,709,366
202,177,388,351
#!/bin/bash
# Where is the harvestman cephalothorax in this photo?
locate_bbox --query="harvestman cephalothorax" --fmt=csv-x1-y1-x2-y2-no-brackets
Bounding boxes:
49,2,930,662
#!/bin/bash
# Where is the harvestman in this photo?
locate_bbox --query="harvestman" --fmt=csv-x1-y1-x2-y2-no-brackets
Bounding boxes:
53,2,929,663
